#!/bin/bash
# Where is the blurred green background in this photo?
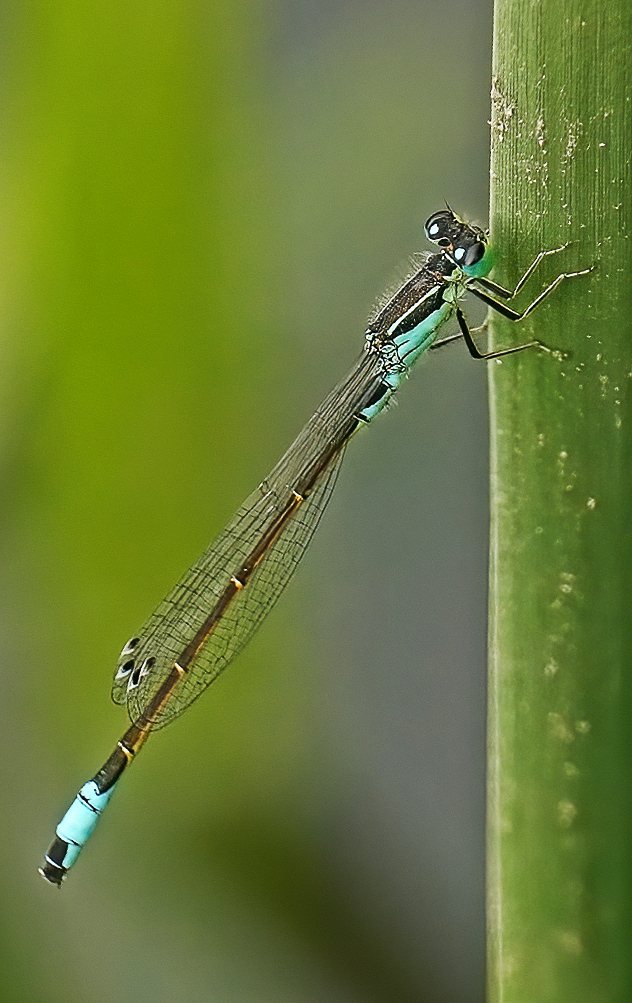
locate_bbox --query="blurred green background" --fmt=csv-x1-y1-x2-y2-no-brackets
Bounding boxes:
1,2,494,1000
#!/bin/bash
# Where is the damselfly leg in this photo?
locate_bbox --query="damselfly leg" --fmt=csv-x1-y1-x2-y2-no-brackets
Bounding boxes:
437,246,593,361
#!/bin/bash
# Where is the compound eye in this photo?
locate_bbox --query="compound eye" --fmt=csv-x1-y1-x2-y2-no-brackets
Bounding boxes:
424,210,453,241
464,241,485,266
453,245,467,263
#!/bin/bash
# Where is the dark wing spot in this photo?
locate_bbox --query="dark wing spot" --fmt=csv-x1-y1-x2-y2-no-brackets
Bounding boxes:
140,657,156,677
128,665,142,690
120,637,141,658
115,659,135,681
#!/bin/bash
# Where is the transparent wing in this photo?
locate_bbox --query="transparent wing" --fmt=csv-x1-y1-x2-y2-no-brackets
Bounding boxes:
112,349,384,730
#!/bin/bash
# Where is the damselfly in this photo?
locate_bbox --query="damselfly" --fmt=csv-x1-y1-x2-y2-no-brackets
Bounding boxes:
39,207,591,886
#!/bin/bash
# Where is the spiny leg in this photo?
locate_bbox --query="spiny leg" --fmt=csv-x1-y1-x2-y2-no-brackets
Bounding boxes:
432,256,591,357
429,320,487,352
455,308,543,361
469,264,593,322
474,244,578,300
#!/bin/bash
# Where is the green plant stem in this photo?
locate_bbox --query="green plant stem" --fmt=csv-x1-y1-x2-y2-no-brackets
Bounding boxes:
487,2,632,1001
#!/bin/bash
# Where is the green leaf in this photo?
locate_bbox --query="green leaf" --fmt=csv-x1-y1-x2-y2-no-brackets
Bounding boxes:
488,2,632,1001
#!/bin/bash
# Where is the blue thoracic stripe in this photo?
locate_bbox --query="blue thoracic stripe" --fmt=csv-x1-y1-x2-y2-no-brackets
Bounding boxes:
393,302,452,365
359,300,453,422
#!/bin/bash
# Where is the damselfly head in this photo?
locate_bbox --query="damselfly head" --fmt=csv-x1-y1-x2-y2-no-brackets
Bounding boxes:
424,208,487,268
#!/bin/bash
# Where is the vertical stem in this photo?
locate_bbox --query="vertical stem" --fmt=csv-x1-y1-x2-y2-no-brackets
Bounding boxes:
488,2,632,1001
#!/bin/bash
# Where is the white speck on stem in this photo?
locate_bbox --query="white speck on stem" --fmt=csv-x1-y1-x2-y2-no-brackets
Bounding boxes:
554,929,583,955
557,800,578,828
548,712,574,743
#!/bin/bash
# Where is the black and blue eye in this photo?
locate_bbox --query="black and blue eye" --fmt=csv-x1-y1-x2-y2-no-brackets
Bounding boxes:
464,241,485,266
424,210,453,241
